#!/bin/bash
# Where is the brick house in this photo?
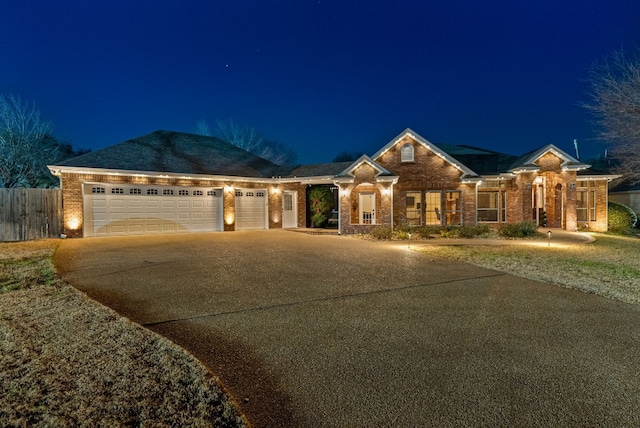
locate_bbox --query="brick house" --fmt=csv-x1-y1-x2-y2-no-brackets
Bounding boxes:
49,128,619,238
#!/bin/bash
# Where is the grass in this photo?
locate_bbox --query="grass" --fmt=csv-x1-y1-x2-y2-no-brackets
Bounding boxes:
0,240,247,427
417,233,640,304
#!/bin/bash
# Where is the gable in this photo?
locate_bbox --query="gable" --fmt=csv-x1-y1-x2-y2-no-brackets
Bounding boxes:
372,128,477,177
509,144,590,173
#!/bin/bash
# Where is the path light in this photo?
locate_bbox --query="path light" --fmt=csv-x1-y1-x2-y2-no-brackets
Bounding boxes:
547,230,552,247
408,232,412,249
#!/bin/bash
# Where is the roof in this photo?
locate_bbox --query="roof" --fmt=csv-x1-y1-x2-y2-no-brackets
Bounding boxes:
285,162,353,178
435,144,518,176
53,130,282,178
372,128,478,177
507,144,590,172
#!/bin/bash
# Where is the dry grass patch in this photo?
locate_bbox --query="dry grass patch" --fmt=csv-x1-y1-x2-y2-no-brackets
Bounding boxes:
419,234,640,304
0,240,246,427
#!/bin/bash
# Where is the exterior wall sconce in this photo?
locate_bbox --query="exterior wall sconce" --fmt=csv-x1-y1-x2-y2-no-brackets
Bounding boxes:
340,189,348,197
570,183,576,190
224,186,234,194
382,188,390,196
271,187,280,195
67,217,80,230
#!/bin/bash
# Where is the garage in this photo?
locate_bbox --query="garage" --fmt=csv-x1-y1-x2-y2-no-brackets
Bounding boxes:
235,188,268,230
83,183,223,237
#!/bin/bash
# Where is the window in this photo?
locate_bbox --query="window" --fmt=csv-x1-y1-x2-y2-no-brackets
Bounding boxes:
129,188,141,195
406,191,421,225
111,188,124,194
256,191,266,197
178,189,189,196
147,189,158,195
401,144,414,162
477,192,499,222
425,192,441,225
194,190,203,196
92,187,105,194
207,190,218,196
478,181,507,223
246,191,255,197
445,191,461,225
163,189,174,196
235,190,243,197
284,194,293,211
576,181,596,222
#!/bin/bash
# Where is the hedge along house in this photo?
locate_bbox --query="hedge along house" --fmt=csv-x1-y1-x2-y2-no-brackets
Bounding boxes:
49,128,619,238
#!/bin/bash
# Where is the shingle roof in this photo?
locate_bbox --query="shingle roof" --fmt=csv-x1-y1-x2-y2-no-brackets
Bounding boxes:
285,162,354,178
55,130,282,177
435,144,518,175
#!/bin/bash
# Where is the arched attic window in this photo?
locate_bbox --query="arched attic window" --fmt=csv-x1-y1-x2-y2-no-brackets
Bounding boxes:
401,143,414,162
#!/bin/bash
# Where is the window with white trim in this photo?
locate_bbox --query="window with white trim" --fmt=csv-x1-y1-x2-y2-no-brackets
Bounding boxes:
92,187,105,194
401,144,414,162
406,191,421,225
577,181,596,222
445,191,461,225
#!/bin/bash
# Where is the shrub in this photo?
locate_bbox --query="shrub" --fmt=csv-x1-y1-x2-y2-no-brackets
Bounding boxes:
608,201,637,234
458,224,491,238
370,225,393,240
415,225,439,239
308,186,334,227
497,221,540,238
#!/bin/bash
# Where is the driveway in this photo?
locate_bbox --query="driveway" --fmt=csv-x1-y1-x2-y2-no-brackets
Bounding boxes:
55,230,640,427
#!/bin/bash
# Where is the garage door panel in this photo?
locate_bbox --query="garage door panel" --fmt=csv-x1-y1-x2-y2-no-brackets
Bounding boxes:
235,188,267,230
84,184,223,237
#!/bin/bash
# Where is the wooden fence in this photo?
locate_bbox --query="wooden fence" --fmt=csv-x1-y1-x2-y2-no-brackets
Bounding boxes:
0,188,63,241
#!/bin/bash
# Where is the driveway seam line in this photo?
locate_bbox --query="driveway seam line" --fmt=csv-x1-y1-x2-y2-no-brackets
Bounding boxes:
142,271,507,327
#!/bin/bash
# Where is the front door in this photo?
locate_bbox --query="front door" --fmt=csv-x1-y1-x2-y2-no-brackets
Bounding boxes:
282,191,297,228
359,193,375,225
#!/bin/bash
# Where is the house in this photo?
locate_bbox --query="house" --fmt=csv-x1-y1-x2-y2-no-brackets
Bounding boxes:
48,128,620,238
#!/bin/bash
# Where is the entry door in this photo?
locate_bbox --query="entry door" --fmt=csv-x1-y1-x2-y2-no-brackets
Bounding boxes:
359,193,375,225
282,191,297,228
532,180,546,225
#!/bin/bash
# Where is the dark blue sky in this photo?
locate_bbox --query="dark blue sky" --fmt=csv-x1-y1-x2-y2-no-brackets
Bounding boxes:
2,1,639,165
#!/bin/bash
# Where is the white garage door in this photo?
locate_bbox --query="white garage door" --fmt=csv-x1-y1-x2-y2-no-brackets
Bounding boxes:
235,189,268,230
83,183,223,237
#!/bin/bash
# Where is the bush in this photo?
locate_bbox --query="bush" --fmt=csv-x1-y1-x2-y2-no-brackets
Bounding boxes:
608,201,637,234
498,221,540,238
370,225,393,240
415,225,440,239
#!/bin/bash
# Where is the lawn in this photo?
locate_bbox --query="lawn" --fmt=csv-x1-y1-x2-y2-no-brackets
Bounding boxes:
0,240,246,427
417,233,640,304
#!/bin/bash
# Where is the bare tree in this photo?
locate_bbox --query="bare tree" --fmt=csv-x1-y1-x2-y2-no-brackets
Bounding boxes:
193,118,297,166
584,50,640,183
0,95,58,188
192,119,212,137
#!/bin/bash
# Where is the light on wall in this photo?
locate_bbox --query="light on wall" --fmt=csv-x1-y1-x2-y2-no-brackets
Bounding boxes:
382,188,390,196
224,186,234,194
67,217,80,230
225,214,234,225
340,188,349,197
271,187,280,194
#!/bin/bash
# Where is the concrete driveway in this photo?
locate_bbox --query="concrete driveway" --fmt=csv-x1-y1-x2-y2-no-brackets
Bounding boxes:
55,230,640,427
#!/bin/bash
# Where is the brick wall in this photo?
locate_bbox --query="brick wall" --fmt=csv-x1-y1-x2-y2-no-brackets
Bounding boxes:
374,135,471,227
60,172,302,237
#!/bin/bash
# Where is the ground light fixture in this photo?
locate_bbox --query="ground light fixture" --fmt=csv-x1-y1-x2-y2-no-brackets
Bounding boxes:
548,230,552,246
408,232,412,249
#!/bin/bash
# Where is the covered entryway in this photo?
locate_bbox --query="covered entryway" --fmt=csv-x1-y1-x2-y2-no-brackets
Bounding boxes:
235,188,268,230
82,183,223,237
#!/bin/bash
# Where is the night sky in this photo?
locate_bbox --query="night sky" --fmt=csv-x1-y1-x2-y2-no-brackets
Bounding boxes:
2,1,639,165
